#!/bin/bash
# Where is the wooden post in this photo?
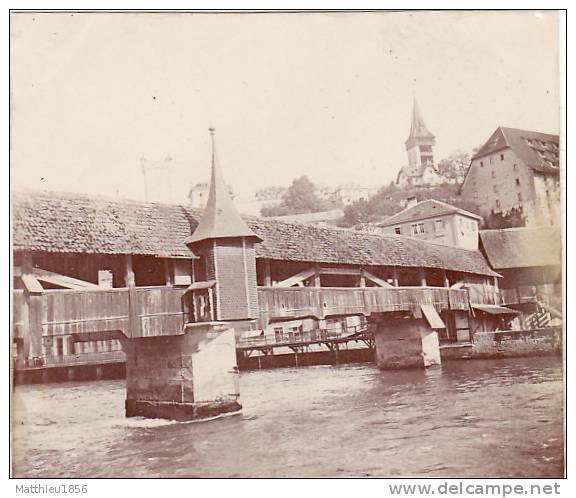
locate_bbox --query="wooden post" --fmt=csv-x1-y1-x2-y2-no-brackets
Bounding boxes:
359,269,366,288
21,254,43,363
392,268,399,287
164,259,174,286
443,271,450,288
420,269,427,287
125,255,136,288
125,255,141,338
313,265,321,287
264,259,272,287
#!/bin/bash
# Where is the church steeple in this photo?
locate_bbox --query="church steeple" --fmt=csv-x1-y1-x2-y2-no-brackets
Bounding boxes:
186,127,261,245
406,99,435,145
404,100,436,172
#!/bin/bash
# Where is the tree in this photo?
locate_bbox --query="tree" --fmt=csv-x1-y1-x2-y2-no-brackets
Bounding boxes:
437,150,471,182
483,207,526,229
260,176,333,217
255,185,286,201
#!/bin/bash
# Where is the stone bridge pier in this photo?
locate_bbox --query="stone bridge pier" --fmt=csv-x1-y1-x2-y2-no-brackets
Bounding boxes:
124,322,241,421
372,307,443,369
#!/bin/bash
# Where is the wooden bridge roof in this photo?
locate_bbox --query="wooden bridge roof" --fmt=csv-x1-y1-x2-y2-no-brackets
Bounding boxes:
479,226,562,270
12,189,498,277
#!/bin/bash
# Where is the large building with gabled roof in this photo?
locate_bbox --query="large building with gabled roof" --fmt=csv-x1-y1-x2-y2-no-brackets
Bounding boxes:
460,126,560,227
376,199,482,250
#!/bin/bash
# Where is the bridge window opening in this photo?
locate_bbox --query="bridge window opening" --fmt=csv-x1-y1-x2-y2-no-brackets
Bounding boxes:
194,256,208,282
396,268,422,286
132,255,166,286
425,269,445,287
56,337,64,356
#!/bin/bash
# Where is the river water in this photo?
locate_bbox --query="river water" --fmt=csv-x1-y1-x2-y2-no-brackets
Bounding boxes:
12,357,564,478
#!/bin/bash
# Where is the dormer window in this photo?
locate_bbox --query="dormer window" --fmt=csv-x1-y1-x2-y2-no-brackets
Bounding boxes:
537,150,546,158
525,138,533,145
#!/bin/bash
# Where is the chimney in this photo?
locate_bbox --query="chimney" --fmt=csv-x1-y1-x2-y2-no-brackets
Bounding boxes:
406,196,418,209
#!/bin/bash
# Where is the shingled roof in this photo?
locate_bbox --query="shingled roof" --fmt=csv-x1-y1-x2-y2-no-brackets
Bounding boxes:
471,127,560,175
378,199,481,228
479,226,562,270
12,189,498,277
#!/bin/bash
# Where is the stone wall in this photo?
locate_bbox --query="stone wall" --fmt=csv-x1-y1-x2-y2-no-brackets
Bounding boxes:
471,328,562,357
440,327,562,361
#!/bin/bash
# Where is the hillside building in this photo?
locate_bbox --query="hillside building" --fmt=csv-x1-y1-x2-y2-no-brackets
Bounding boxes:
460,127,560,227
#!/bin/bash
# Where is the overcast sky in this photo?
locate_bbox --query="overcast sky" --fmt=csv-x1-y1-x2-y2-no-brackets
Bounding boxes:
10,11,560,204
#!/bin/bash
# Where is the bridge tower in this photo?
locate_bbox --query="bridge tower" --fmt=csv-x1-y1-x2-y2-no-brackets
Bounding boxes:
125,127,261,421
185,127,262,323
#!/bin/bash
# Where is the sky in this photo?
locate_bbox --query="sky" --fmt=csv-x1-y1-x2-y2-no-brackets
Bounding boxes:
10,10,560,205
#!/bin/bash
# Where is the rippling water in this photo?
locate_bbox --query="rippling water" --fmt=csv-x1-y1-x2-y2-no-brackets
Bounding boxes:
12,357,564,478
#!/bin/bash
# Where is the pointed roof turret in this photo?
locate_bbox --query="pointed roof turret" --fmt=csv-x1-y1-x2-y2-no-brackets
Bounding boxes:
405,99,435,144
186,127,262,245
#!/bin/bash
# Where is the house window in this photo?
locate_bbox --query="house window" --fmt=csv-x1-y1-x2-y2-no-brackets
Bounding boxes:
480,161,484,167
435,219,445,234
517,193,522,202
394,227,401,235
491,171,496,179
493,185,498,193
513,164,518,171
495,199,501,208
419,223,425,234
500,154,505,161
411,224,418,235
515,178,520,186
489,156,493,164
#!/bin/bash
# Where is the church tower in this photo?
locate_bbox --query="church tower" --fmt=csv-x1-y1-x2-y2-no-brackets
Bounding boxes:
405,100,436,174
186,128,262,322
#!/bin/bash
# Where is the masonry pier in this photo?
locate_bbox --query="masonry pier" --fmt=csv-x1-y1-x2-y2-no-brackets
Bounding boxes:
125,322,240,421
374,317,441,369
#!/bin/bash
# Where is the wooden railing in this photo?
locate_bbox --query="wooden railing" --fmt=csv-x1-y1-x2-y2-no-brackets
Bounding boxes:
500,285,561,307
257,286,470,325
14,286,189,347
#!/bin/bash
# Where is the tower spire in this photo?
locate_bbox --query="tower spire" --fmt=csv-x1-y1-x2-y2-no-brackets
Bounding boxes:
406,99,435,144
186,127,261,245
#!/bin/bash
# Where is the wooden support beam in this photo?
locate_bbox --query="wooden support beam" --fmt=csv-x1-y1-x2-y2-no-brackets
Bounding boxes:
21,274,44,294
358,270,366,288
443,270,450,288
313,266,321,287
362,270,393,288
264,260,272,287
392,268,399,287
32,268,100,290
275,267,316,288
420,269,427,287
318,267,362,276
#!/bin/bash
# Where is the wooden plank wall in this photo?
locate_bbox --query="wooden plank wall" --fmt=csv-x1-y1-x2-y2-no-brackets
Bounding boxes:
257,286,470,325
